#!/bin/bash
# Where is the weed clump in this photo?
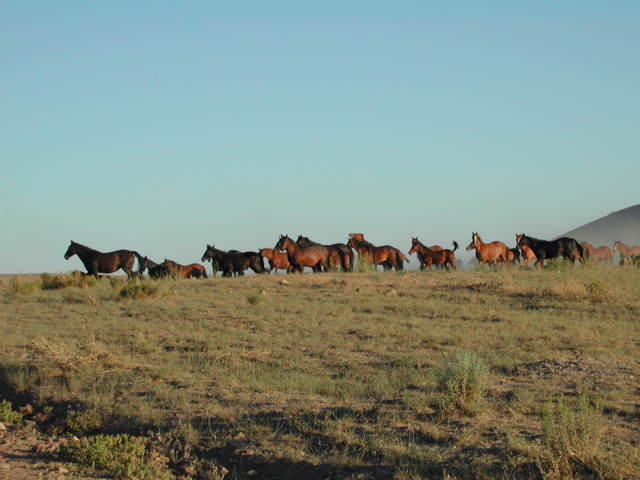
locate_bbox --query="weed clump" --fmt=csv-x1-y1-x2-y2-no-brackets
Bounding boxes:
59,433,171,479
41,272,96,290
540,393,607,479
436,350,489,416
7,276,41,294
0,399,23,423
119,280,159,299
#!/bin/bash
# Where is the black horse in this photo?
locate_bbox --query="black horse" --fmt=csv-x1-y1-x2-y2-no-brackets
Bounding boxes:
296,235,353,272
64,241,144,279
515,234,585,267
201,245,264,277
138,256,172,279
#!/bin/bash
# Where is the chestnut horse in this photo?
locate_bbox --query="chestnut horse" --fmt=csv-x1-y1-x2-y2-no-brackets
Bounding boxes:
409,238,458,270
613,241,640,260
582,242,613,264
347,233,407,271
515,234,537,268
507,248,521,266
515,234,585,267
274,235,329,273
163,258,208,279
64,241,144,279
259,248,293,274
465,232,508,268
296,235,353,272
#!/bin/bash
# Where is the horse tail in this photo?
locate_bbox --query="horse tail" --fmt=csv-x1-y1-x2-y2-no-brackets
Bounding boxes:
133,251,145,273
451,241,459,252
574,241,586,262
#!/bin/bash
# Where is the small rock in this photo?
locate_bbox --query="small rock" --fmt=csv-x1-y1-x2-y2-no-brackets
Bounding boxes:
58,466,69,474
279,279,289,285
247,470,258,478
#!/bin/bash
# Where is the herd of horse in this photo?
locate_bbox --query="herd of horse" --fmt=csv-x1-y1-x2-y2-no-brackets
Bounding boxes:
63,234,640,279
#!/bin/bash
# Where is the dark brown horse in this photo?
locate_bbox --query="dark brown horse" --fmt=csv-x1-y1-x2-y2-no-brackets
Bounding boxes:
201,245,264,277
465,232,508,268
64,241,144,279
258,248,293,274
296,235,353,272
274,235,329,273
163,258,208,279
515,234,585,267
409,238,458,270
613,241,640,260
138,256,172,279
582,242,613,264
347,233,407,271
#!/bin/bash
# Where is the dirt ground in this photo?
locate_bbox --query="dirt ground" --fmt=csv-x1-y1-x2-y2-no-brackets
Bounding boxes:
0,422,107,480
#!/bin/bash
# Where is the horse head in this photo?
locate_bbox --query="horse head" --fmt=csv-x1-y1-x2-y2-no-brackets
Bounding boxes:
64,241,77,259
466,232,478,251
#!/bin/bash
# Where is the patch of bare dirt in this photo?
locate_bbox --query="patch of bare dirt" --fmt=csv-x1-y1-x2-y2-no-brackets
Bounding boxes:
0,421,107,480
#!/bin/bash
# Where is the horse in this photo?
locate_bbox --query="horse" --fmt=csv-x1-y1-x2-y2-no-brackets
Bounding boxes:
258,248,293,274
201,245,263,277
274,235,329,273
465,232,508,268
163,258,208,279
64,241,144,279
515,234,585,267
138,256,172,279
612,241,640,260
515,234,537,268
507,248,521,266
582,242,613,264
347,233,407,271
296,235,353,272
409,238,458,270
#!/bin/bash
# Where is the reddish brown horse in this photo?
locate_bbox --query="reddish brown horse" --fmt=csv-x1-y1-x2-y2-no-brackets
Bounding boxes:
613,241,640,260
582,242,613,264
64,241,144,279
507,248,521,266
515,234,537,268
296,235,353,272
465,232,509,268
259,248,293,274
163,258,208,279
347,233,407,271
274,235,329,273
409,238,458,270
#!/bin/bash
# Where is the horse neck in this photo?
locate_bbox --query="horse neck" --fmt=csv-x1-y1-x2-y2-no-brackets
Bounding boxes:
282,238,299,254
73,243,97,262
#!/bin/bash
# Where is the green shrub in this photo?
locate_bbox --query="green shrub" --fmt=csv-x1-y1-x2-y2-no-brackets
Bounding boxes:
119,280,159,300
540,393,606,479
0,399,23,423
59,433,171,479
41,272,96,290
436,350,489,416
63,409,104,435
246,290,264,305
7,276,41,294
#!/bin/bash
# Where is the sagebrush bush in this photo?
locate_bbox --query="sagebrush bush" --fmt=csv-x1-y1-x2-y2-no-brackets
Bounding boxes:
41,271,96,290
59,433,172,479
0,399,23,423
436,350,489,416
540,393,607,479
119,280,159,299
7,276,41,294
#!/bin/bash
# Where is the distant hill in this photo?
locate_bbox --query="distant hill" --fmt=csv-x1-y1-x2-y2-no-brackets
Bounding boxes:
554,204,640,256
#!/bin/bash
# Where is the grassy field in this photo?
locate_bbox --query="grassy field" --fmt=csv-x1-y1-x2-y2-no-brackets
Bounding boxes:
1,264,639,479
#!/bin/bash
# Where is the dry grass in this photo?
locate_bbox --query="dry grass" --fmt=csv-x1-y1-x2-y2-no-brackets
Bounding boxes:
1,266,639,479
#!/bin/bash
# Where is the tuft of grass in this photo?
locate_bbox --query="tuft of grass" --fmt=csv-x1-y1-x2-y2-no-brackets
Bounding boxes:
0,399,23,423
7,276,41,294
436,350,489,416
41,271,96,290
59,433,172,479
246,290,264,305
539,393,607,479
119,280,159,299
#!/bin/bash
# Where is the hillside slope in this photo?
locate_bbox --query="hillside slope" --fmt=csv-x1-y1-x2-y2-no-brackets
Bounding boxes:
554,204,640,254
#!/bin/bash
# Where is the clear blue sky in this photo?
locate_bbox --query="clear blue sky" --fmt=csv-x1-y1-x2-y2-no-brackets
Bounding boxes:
2,1,639,273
